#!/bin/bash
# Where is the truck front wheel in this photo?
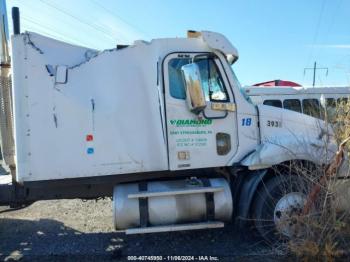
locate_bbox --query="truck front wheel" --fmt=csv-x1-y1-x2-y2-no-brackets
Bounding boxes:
252,175,310,243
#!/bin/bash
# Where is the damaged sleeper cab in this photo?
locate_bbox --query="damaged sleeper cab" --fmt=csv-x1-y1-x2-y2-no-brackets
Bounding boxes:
0,11,343,242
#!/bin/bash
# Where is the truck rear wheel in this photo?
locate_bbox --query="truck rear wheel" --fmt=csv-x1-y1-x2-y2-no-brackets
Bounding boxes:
252,175,310,243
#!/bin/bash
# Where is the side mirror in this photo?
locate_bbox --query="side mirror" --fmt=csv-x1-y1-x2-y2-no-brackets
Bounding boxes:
181,63,207,114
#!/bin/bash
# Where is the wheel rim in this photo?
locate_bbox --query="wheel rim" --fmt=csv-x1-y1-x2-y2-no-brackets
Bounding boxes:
273,192,307,237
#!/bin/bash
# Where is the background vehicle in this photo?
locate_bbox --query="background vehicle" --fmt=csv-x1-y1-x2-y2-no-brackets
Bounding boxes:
0,1,342,240
243,86,350,120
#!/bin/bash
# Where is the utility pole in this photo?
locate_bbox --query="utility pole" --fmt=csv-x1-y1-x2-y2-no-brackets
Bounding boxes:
304,62,328,87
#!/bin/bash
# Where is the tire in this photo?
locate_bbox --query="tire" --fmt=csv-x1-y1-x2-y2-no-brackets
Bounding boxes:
252,175,310,243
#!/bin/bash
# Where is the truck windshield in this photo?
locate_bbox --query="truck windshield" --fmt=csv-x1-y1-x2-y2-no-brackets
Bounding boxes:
196,58,228,102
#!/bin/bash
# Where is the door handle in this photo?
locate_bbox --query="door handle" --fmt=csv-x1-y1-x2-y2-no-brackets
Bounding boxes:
202,102,235,120
202,110,228,120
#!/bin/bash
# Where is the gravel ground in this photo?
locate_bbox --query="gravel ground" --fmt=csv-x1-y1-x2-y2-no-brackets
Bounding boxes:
0,198,284,262
0,158,286,262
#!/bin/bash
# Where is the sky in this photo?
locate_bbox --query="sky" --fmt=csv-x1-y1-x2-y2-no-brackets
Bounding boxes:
5,0,350,87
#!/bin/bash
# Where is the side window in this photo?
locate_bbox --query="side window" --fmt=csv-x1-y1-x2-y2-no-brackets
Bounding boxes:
325,98,337,121
168,58,191,99
283,99,302,113
337,97,348,105
326,98,336,108
168,57,229,102
196,59,229,102
302,99,321,118
263,99,282,108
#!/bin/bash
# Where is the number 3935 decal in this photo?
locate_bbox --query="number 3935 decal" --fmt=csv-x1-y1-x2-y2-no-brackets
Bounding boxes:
267,120,282,127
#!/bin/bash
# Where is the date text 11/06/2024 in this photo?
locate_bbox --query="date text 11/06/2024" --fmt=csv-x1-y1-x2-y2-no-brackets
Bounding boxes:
127,255,220,261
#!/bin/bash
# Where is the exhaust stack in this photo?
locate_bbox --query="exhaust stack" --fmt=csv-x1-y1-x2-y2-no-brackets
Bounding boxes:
0,0,15,168
11,7,20,36
0,0,10,65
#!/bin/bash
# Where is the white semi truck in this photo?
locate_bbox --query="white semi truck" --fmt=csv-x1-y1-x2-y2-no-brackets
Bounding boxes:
0,1,342,240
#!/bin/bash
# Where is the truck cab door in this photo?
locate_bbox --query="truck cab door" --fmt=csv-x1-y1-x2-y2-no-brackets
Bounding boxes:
164,53,238,170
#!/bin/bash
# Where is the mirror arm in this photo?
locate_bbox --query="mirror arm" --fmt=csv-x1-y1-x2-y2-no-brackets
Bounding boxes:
202,109,228,120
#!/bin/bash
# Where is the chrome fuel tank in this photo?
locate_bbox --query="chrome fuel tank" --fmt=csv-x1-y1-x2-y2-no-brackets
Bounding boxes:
113,178,232,230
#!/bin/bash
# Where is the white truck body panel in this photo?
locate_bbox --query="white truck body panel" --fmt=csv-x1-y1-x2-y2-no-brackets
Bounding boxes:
11,31,248,182
10,31,336,183
12,32,171,182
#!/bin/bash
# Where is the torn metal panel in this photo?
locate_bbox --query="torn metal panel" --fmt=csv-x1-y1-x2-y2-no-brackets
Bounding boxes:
24,32,44,54
241,139,329,170
240,104,337,169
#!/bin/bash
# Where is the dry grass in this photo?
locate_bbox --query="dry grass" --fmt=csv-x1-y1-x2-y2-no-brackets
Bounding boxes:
279,101,350,261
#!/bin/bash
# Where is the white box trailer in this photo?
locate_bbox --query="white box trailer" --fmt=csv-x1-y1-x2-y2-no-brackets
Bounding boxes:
0,2,345,238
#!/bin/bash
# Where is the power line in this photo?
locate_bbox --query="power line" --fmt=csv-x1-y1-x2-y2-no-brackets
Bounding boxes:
11,0,108,44
313,0,343,65
324,0,342,41
38,0,115,39
304,0,327,69
22,16,98,48
89,0,150,39
38,0,120,42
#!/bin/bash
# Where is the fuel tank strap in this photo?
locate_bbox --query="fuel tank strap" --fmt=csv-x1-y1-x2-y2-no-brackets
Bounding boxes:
138,182,149,227
201,178,215,221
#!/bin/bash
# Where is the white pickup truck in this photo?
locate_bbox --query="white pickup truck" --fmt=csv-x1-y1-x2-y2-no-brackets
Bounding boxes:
0,0,342,240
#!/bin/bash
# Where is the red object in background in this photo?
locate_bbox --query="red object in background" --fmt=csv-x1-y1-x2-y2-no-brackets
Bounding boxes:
253,79,302,87
86,134,93,141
